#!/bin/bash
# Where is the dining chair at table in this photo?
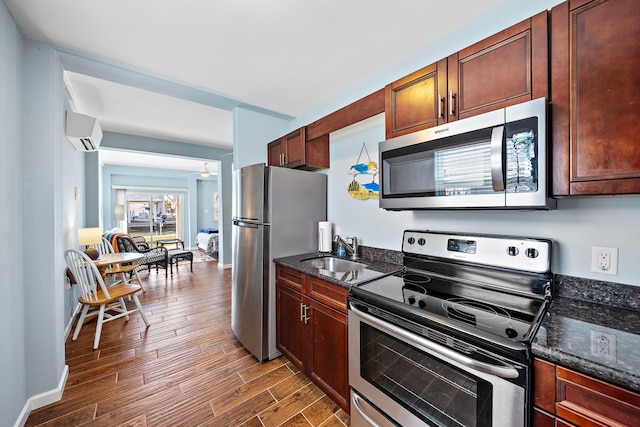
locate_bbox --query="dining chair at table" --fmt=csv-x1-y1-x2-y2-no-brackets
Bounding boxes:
89,236,114,256
90,237,146,292
64,249,150,350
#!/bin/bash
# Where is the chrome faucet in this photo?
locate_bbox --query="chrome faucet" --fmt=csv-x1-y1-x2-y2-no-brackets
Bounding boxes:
334,235,359,260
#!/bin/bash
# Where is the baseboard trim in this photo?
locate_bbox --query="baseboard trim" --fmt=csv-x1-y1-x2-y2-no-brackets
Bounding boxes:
64,303,82,341
13,364,69,427
218,263,232,270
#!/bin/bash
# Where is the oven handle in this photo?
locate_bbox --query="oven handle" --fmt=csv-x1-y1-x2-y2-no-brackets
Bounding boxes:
349,302,520,379
351,391,397,427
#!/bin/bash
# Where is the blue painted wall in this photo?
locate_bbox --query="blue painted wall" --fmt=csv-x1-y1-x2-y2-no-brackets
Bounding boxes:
0,2,27,423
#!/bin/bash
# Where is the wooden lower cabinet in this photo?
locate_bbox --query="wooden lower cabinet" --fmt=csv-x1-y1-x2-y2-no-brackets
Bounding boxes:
275,265,349,412
533,357,640,426
276,283,307,369
309,299,349,411
533,407,556,427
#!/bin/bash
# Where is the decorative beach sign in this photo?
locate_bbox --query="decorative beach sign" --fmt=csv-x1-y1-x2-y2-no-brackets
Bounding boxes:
347,143,379,200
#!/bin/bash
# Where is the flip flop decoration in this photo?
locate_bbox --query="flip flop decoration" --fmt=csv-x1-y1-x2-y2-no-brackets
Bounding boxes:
347,143,379,200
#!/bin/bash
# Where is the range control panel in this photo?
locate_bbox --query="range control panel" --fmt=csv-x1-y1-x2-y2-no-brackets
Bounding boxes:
402,230,552,274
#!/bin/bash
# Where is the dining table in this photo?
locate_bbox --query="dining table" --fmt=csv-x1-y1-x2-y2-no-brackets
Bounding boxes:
93,252,144,280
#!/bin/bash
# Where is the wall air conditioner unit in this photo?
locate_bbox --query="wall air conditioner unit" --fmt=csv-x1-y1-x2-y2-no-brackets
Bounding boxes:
65,111,103,152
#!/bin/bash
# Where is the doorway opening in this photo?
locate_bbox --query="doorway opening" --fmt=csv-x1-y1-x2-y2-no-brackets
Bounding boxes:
125,193,182,244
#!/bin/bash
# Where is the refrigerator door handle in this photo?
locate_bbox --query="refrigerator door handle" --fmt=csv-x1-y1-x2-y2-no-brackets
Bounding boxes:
233,219,261,228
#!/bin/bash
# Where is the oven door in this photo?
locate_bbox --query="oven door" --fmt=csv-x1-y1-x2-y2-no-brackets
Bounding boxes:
349,302,528,427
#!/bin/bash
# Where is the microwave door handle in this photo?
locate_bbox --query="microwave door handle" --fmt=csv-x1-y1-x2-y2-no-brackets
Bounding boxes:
490,125,505,191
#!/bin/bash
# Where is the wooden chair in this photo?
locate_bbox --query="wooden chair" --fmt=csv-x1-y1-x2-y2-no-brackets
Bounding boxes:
91,237,146,292
64,249,150,349
90,236,114,256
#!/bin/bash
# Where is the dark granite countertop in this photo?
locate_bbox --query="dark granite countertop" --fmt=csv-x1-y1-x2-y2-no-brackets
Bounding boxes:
533,275,640,393
276,249,640,393
273,246,403,290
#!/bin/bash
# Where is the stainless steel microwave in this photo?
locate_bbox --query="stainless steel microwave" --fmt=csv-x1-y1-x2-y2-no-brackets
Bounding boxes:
379,97,556,210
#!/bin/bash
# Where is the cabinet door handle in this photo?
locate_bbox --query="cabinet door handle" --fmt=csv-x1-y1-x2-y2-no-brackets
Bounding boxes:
304,305,310,324
449,90,456,116
438,93,444,118
282,152,286,167
300,302,305,322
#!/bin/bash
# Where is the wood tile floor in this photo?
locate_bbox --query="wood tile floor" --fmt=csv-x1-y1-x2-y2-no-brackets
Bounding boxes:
26,260,350,426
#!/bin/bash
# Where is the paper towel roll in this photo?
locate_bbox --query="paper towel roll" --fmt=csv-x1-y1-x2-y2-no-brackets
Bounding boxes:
318,222,332,253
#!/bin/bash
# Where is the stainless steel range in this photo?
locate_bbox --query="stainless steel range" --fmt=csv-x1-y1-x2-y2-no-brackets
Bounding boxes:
348,230,553,427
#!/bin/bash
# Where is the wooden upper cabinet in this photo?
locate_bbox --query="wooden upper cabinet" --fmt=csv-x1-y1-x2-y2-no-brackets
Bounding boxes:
385,11,548,140
454,11,548,120
268,137,285,168
267,127,329,170
283,127,305,169
551,0,640,196
385,59,448,138
267,127,305,168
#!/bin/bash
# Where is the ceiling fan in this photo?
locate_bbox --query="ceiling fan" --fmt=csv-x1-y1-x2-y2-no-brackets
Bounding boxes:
183,162,213,179
199,163,211,178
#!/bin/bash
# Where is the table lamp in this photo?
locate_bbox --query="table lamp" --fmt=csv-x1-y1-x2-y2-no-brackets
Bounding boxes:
77,227,102,248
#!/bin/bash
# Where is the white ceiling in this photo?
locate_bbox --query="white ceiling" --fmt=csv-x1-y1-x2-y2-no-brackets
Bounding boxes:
6,0,506,170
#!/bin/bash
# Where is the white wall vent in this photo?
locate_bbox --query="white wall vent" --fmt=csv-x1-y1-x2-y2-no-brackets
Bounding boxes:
65,111,103,151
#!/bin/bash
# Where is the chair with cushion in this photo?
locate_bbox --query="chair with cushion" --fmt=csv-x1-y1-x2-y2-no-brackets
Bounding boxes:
64,249,150,349
116,235,169,278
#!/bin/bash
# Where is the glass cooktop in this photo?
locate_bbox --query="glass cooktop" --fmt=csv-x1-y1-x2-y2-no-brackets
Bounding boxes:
353,271,545,344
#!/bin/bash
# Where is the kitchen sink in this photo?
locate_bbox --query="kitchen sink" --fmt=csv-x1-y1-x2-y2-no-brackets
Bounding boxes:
300,256,367,273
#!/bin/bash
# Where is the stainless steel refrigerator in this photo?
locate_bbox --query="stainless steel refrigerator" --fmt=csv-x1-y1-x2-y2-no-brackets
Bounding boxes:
231,163,327,361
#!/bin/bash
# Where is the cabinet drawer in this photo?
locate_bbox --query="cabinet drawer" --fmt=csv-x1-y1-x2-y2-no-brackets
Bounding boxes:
276,265,304,292
307,276,349,314
556,366,640,426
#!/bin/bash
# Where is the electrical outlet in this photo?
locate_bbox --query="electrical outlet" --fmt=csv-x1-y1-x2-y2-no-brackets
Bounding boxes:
590,329,616,361
591,247,618,275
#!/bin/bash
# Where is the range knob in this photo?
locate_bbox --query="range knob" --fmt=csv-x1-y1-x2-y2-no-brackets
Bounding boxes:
407,296,416,305
407,237,415,245
418,300,426,309
507,246,519,256
525,248,539,258
505,328,518,339
418,238,426,246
